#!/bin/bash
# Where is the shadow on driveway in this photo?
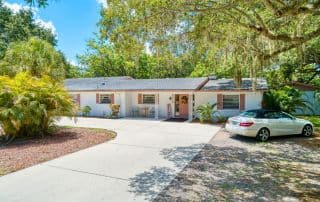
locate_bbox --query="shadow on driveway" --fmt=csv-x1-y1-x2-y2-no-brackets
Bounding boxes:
150,131,320,201
128,144,206,200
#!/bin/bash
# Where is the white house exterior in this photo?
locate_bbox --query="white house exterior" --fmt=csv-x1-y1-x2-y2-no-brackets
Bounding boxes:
64,76,268,121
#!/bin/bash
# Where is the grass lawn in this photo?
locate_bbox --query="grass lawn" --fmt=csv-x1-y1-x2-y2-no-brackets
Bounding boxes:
298,116,320,135
0,127,116,176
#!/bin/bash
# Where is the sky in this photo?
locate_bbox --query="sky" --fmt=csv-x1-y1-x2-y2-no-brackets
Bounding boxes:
4,0,107,65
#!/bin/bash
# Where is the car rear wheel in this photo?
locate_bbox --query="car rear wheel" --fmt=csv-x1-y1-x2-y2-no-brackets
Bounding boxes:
256,128,270,142
302,125,313,137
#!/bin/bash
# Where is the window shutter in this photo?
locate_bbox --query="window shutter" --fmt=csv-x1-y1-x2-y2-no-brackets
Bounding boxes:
217,94,223,110
96,93,100,104
240,94,245,111
138,94,142,104
76,94,80,106
167,103,172,118
111,94,115,104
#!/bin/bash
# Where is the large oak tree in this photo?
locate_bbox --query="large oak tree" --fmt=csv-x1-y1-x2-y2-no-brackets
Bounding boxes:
93,0,320,87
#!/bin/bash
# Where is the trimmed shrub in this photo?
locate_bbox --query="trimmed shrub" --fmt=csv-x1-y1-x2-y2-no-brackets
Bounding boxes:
81,106,92,116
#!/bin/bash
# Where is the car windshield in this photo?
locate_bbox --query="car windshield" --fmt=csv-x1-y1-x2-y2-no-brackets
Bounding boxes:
263,111,295,119
239,111,257,118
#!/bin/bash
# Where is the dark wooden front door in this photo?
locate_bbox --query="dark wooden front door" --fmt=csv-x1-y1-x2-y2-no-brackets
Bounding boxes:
175,94,189,118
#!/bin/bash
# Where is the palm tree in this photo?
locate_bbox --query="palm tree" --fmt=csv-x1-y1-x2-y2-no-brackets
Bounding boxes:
0,72,75,143
262,86,314,114
196,103,218,122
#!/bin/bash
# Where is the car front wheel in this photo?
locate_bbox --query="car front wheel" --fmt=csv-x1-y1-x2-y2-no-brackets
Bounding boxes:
256,128,270,142
302,125,313,137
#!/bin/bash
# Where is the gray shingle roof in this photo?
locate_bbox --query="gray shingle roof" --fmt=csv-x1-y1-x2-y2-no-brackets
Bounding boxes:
64,77,132,91
64,77,208,91
202,78,268,90
64,77,268,91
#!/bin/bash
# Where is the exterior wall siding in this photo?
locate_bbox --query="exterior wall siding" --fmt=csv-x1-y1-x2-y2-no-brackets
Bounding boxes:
72,91,118,117
194,91,263,117
127,91,174,118
70,90,264,119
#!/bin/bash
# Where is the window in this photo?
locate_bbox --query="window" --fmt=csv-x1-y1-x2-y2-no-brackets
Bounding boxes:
239,111,257,118
264,111,284,119
264,111,294,119
223,95,239,109
100,94,112,104
143,94,155,104
280,112,295,119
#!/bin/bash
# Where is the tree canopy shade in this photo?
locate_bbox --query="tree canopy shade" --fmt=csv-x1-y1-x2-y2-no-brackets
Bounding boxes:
0,37,68,81
0,0,56,57
81,0,319,88
266,41,320,88
101,0,320,57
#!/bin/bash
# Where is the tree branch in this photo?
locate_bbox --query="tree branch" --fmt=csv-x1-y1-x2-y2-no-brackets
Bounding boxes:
264,0,320,17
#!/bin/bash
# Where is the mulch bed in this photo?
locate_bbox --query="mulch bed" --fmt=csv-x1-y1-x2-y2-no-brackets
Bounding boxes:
0,127,116,176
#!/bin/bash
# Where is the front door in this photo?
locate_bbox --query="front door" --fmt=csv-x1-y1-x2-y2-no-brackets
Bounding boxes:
175,94,189,118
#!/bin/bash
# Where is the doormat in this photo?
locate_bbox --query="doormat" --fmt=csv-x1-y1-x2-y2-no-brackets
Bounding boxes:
164,118,188,122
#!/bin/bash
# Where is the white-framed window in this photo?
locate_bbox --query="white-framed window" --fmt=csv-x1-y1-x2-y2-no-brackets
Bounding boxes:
143,94,155,104
223,95,239,109
100,94,112,104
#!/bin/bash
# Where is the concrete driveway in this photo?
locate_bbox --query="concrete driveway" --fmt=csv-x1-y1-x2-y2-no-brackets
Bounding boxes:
0,117,220,202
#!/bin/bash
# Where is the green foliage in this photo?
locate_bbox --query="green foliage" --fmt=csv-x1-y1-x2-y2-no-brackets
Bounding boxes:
196,103,217,123
298,116,320,128
190,63,214,78
0,1,56,57
89,0,320,83
0,37,68,80
81,106,91,117
0,72,75,139
23,0,49,7
79,39,195,78
265,37,320,88
315,91,320,102
262,86,313,114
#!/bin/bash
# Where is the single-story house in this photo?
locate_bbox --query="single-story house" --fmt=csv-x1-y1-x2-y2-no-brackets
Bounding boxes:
64,76,268,120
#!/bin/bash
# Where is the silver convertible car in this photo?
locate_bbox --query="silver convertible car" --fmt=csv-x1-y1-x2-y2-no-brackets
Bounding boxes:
226,109,314,141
